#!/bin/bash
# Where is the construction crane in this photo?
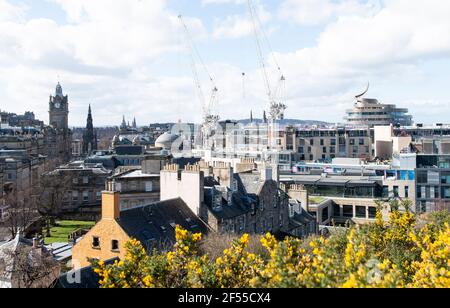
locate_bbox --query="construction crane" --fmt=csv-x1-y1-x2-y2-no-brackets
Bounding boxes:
247,0,286,121
178,15,220,126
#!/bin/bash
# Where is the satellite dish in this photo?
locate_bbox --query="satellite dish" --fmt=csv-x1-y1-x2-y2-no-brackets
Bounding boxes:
355,82,370,99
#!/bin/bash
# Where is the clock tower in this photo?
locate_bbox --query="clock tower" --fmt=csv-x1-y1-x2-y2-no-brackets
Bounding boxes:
49,82,69,130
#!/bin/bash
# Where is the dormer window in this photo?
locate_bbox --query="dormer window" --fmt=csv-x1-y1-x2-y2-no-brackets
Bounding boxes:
92,236,100,249
111,240,119,252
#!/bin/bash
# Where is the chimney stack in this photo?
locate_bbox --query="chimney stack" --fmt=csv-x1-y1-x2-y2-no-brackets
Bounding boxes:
102,189,121,220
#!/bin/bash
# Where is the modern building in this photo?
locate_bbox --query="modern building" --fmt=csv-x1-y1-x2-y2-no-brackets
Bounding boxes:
416,154,450,213
345,90,413,127
293,126,373,162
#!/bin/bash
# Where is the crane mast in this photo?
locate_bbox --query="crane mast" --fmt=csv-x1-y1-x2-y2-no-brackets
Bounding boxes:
247,0,286,121
178,15,219,126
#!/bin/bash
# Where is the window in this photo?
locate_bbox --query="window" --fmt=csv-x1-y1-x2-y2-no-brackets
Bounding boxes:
96,191,102,201
356,206,366,219
111,240,119,252
393,186,399,198
72,191,79,202
145,181,153,192
359,139,365,145
298,147,304,154
83,177,89,184
333,204,341,217
322,207,329,223
405,186,409,198
307,147,312,153
73,178,79,184
430,187,435,199
320,139,324,146
353,146,359,154
443,188,450,199
83,191,89,203
92,237,100,249
323,147,327,153
343,205,353,218
368,207,377,219
349,139,355,145
330,139,336,146
310,139,314,146
383,186,389,198
330,146,336,153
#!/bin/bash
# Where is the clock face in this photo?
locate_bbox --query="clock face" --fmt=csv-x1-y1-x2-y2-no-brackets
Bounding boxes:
55,102,61,109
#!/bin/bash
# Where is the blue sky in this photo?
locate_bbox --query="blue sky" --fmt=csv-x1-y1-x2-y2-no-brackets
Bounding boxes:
0,0,450,126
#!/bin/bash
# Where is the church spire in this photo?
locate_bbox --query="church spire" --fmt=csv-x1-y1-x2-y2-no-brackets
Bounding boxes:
132,117,137,129
121,116,127,129
83,104,97,156
55,82,63,97
86,104,93,129
250,110,253,123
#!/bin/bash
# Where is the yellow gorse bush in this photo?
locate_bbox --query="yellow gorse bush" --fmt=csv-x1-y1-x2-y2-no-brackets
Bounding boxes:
92,210,450,288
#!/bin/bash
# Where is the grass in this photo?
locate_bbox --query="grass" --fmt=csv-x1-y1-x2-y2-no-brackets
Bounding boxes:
44,220,95,245
309,196,327,205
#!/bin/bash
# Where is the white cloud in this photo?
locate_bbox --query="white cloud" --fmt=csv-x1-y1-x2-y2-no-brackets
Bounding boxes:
0,0,26,22
212,2,272,39
1,0,450,126
279,0,381,25
265,0,450,120
0,0,208,125
202,0,246,5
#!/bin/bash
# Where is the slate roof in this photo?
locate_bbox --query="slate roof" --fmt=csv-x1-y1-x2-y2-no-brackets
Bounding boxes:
115,145,144,156
235,173,263,195
56,258,118,289
117,198,209,252
204,187,255,220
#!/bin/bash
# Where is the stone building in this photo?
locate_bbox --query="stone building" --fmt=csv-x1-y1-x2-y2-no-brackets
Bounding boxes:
0,150,48,211
0,233,60,288
45,161,112,214
72,186,208,268
160,162,317,238
106,154,170,212
46,82,72,165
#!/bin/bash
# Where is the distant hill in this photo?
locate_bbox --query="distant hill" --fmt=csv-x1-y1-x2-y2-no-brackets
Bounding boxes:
236,118,331,126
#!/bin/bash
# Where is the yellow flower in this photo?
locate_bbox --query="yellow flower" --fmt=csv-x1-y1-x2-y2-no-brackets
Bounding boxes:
193,233,202,242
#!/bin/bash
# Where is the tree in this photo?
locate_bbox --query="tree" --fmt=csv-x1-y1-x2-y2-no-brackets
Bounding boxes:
35,172,72,236
1,183,38,239
93,211,450,288
0,241,60,288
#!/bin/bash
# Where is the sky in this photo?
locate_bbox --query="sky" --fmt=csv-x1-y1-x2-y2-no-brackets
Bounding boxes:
0,0,450,127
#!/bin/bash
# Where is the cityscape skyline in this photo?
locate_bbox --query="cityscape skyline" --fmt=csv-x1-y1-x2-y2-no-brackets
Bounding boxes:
0,0,450,127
